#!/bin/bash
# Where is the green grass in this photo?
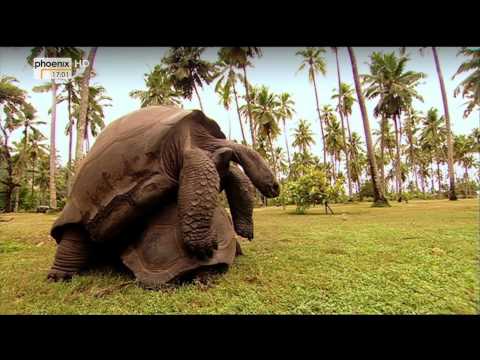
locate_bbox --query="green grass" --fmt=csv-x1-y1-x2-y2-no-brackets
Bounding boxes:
0,199,478,314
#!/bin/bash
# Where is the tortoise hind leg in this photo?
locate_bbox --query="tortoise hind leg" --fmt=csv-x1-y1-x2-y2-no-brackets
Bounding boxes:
47,226,92,282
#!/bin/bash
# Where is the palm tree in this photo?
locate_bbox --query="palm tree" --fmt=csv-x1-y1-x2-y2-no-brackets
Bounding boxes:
454,134,476,197
292,119,316,156
217,47,262,147
470,128,480,154
129,65,182,108
429,47,458,200
27,47,83,209
331,47,353,198
348,132,366,193
333,82,358,191
420,108,447,195
239,84,261,144
162,47,217,112
75,47,98,168
277,92,295,172
273,147,289,179
0,75,28,212
321,105,340,179
417,150,432,196
26,129,48,205
215,82,233,139
347,47,389,207
363,51,425,202
251,86,281,177
296,47,328,164
215,49,250,144
403,108,422,190
453,47,480,118
73,83,112,152
324,114,344,182
34,78,81,191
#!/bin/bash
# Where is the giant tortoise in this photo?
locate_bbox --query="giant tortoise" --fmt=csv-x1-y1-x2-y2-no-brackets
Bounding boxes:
48,106,279,282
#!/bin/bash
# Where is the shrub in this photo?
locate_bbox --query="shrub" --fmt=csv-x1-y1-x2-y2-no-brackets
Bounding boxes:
282,168,344,214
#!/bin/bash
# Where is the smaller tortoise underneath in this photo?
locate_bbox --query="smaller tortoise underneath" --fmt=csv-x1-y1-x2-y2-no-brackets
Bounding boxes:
48,106,279,283
122,201,241,288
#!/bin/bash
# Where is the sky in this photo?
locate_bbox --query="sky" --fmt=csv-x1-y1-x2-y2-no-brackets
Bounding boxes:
0,47,478,166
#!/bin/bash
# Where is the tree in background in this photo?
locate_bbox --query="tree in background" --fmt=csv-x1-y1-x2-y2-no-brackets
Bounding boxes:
129,65,182,107
0,76,29,212
27,47,83,209
251,86,281,177
75,47,98,168
363,51,425,202
430,47,457,200
214,48,251,144
277,92,296,172
453,47,480,118
347,47,389,207
296,47,328,164
162,47,216,112
217,48,263,147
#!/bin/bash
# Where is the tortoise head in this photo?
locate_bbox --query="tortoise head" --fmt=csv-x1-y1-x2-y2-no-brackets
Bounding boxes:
212,143,280,198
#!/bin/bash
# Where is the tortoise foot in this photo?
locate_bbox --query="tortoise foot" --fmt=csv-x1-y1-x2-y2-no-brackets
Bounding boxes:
185,239,218,261
235,241,244,256
47,269,76,282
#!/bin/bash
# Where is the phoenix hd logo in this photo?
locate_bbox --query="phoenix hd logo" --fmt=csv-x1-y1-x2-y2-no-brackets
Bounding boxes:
33,58,89,81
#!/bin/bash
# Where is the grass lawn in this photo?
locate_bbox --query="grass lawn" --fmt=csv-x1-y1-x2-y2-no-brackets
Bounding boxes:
0,199,478,314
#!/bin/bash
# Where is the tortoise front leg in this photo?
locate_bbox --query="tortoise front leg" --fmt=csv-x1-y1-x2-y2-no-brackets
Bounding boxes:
221,164,255,240
178,148,220,260
47,226,91,282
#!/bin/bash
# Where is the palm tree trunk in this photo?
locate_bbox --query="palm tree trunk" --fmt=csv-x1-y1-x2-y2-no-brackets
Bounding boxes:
192,82,204,112
347,47,389,207
332,153,336,182
31,158,36,202
4,186,13,213
393,114,403,202
14,187,20,212
436,160,442,195
67,86,73,196
282,119,292,173
464,166,469,197
267,133,277,178
75,47,97,165
311,72,327,164
228,114,231,140
346,114,360,194
84,121,90,153
414,166,419,190
334,50,352,198
49,79,57,209
432,47,457,201
67,86,73,164
242,65,256,147
232,82,247,145
24,123,29,148
379,116,386,192
430,162,435,193
420,172,426,195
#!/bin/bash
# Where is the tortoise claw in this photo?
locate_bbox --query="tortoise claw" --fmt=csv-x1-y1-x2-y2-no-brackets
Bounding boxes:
185,237,218,261
47,269,75,282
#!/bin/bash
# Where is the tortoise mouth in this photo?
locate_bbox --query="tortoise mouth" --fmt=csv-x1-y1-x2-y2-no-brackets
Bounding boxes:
263,181,280,198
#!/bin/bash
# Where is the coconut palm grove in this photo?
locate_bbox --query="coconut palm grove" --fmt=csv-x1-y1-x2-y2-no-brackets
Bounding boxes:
0,47,478,314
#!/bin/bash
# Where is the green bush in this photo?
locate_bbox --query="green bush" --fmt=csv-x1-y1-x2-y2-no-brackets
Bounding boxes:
456,179,479,198
282,168,345,214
